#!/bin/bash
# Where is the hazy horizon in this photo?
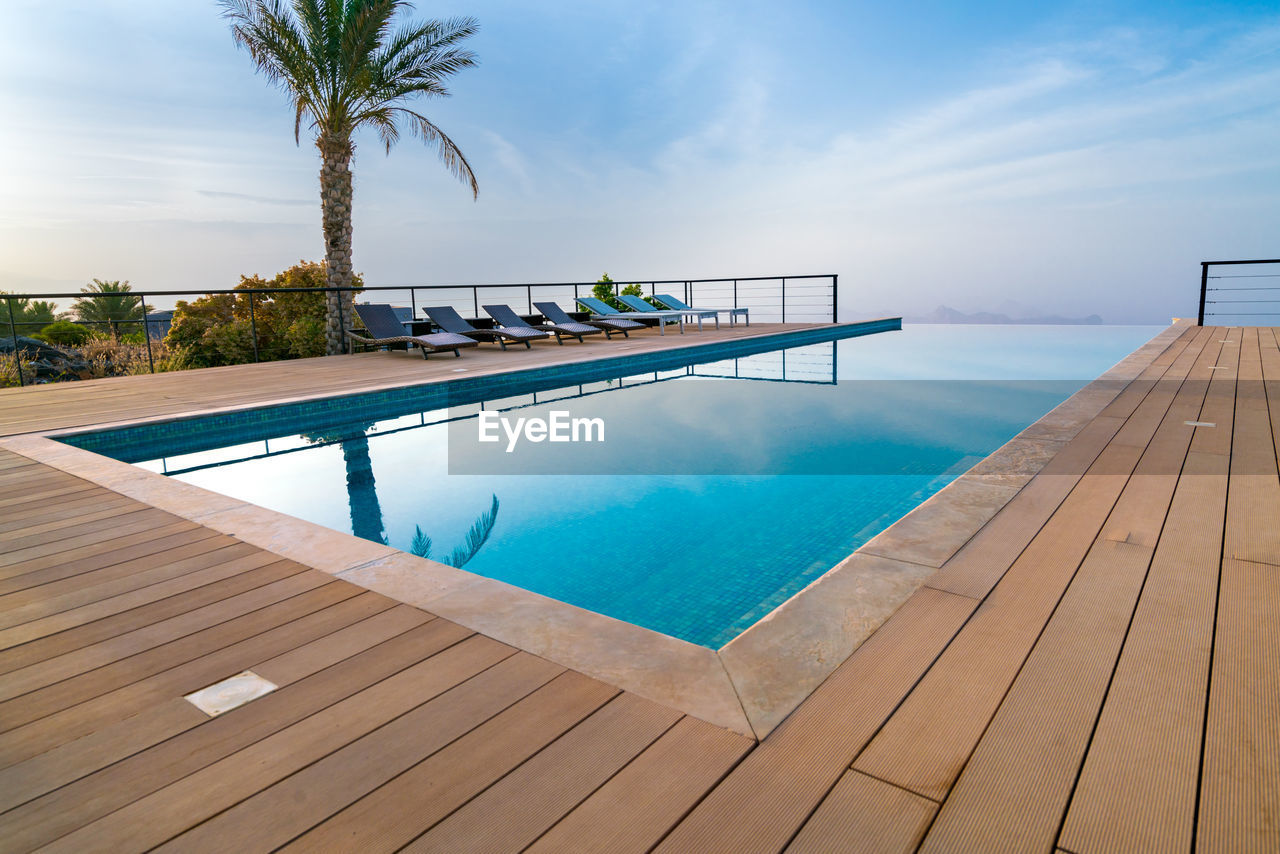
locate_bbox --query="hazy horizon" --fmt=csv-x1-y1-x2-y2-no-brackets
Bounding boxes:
2,0,1278,324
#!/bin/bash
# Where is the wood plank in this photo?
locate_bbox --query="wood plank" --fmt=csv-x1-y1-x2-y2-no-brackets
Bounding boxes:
786,771,937,854
0,548,301,648
0,537,253,621
0,505,170,552
0,568,330,703
0,526,225,597
41,639,530,854
1056,333,1237,853
526,716,752,854
914,327,1219,852
0,558,306,675
0,585,380,769
852,334,1211,805
0,509,182,570
1051,451,1228,854
1197,326,1280,853
0,518,201,580
401,693,682,854
852,451,1142,801
0,489,124,531
656,588,976,854
279,670,619,854
0,617,470,850
930,327,1211,600
0,481,101,510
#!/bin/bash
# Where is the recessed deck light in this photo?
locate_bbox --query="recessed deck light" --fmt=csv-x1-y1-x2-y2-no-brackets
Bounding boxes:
184,671,277,716
1184,421,1216,428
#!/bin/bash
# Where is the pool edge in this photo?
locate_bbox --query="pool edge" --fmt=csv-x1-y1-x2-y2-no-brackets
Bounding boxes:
0,319,1189,740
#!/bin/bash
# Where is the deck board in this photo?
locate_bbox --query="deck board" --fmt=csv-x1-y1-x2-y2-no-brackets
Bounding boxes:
851,329,1207,804
0,322,1276,851
1197,326,1280,853
916,327,1218,851
0,618,474,851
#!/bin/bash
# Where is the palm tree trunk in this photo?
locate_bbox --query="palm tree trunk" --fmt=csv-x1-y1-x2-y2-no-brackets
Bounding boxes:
341,434,386,544
318,135,355,356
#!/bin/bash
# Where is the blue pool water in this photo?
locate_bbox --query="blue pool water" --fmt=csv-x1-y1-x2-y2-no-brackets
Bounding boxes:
67,323,1163,647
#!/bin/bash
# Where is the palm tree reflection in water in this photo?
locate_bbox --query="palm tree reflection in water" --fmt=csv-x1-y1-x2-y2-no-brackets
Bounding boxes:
305,424,499,568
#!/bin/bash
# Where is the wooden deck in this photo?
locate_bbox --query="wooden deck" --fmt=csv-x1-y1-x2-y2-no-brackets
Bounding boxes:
1,324,1277,852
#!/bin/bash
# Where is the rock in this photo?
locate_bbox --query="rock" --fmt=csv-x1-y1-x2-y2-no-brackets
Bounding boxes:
0,336,90,381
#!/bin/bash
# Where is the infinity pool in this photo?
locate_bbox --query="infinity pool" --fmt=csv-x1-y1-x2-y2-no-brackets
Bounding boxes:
65,323,1163,647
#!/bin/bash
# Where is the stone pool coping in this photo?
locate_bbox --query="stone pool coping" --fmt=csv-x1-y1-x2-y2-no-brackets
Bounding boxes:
0,320,1188,740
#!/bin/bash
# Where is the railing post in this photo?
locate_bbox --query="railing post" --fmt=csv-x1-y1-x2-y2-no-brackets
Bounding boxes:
410,287,417,322
140,297,155,374
336,289,346,354
527,285,533,314
832,274,838,324
733,279,738,309
5,297,24,387
781,277,787,323
248,292,260,363
1198,262,1209,326
473,287,479,318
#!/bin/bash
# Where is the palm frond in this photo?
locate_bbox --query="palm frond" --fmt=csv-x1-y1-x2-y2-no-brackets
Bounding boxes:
445,494,499,568
390,107,479,198
410,525,432,558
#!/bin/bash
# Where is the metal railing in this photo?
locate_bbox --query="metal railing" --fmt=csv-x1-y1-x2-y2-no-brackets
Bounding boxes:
1198,258,1280,325
3,274,837,386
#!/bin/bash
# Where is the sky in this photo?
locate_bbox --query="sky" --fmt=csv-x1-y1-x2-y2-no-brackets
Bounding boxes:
1,0,1277,323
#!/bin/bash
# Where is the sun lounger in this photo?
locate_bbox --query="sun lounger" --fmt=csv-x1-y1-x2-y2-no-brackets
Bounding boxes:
653,293,748,326
534,302,642,339
616,294,718,330
483,303,603,345
575,296,684,335
423,305,550,350
347,304,478,359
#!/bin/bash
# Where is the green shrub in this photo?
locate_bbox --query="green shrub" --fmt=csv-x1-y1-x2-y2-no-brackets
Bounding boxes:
37,320,92,347
165,260,361,368
591,273,648,311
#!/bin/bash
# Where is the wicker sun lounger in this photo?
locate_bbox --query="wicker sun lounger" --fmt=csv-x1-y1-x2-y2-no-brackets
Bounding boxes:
533,302,643,339
483,304,603,345
575,296,684,335
347,304,478,359
616,294,719,330
653,293,749,326
423,305,550,350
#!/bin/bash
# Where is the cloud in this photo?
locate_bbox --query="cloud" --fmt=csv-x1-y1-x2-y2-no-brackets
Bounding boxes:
196,190,313,206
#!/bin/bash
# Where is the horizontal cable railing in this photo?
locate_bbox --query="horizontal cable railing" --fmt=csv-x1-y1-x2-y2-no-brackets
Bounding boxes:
2,274,837,387
1198,259,1280,325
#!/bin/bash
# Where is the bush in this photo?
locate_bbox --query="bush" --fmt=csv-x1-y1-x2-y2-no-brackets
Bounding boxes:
590,273,648,311
37,320,92,347
165,260,362,368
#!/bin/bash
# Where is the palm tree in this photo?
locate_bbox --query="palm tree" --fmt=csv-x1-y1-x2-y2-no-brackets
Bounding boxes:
220,0,480,355
71,280,151,339
0,292,58,337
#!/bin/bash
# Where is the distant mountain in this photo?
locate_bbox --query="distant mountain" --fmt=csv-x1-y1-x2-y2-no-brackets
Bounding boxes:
906,305,1103,325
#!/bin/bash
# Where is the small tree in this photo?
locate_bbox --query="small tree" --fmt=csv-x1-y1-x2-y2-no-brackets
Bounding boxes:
166,261,361,368
590,273,644,311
